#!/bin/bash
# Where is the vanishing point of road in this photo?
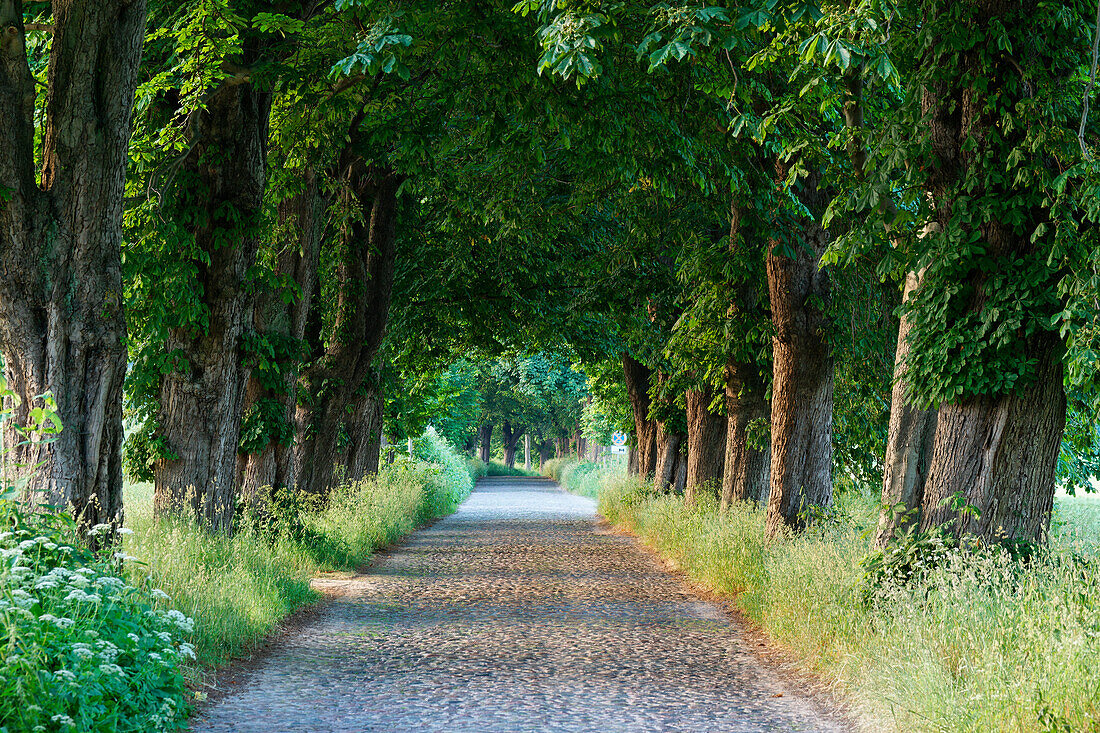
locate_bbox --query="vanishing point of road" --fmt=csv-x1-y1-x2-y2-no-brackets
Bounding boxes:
191,477,848,732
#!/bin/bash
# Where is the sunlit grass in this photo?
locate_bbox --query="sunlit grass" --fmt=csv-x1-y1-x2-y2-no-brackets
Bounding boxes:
119,431,475,669
566,467,1100,733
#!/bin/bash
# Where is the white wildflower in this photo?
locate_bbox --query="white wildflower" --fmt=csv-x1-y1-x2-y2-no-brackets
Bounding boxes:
178,643,196,660
93,576,124,589
64,590,100,604
37,614,72,629
72,647,94,660
115,527,134,535
0,547,21,559
34,578,59,590
150,588,171,602
86,523,112,537
97,663,124,676
17,539,37,550
165,609,194,633
50,714,74,727
53,670,76,682
156,631,172,644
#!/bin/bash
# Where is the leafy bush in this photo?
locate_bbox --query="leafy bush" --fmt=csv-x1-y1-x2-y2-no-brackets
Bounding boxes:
0,512,191,732
543,456,626,499
466,458,488,482
540,456,576,483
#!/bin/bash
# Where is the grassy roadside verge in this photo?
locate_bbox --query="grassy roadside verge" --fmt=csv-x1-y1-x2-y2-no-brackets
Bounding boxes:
546,457,1100,733
1,427,478,731
120,428,478,671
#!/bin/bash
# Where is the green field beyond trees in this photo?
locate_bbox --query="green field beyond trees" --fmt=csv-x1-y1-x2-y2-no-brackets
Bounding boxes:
3,0,1100,731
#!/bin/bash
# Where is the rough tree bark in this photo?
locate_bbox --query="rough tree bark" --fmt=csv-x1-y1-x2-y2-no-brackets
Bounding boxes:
236,171,325,507
524,434,531,471
653,423,684,493
0,0,147,529
623,354,657,476
673,451,688,495
684,388,727,504
874,267,937,545
293,162,402,496
478,423,493,463
764,170,834,536
919,335,1064,540
153,68,273,530
721,359,770,507
343,374,384,483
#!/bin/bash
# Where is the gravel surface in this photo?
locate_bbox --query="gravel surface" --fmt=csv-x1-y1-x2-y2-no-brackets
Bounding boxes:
190,477,848,732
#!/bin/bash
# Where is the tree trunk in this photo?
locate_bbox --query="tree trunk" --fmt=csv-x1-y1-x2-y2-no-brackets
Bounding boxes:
153,73,273,530
524,434,531,471
673,450,688,495
764,171,834,535
293,163,401,496
875,268,938,545
502,421,525,469
653,424,684,493
919,336,1065,543
478,423,493,463
539,440,552,470
344,377,384,483
909,0,1067,544
0,1,146,530
623,354,657,476
721,359,771,507
236,171,325,508
684,388,727,504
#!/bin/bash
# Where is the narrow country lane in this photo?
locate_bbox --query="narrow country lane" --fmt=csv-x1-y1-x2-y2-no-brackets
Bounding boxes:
190,477,848,733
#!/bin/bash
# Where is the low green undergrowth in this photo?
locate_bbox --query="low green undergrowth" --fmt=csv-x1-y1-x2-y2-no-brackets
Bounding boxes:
561,462,1100,733
120,427,474,669
1,427,474,731
485,460,539,477
1,513,193,732
541,457,619,498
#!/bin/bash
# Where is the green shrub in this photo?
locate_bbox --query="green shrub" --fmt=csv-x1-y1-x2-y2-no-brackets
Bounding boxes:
466,458,488,482
540,456,577,483
1,511,191,732
544,457,625,500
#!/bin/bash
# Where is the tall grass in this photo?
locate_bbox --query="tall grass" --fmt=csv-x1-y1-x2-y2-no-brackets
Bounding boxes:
120,428,474,668
562,463,1100,732
542,456,623,498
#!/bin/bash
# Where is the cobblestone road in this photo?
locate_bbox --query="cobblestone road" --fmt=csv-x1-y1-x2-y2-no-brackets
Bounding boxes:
190,477,848,732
